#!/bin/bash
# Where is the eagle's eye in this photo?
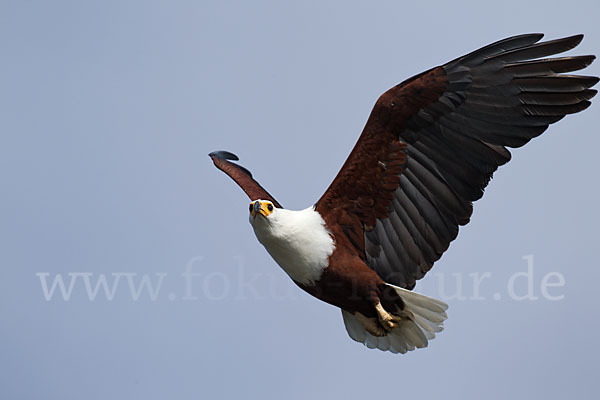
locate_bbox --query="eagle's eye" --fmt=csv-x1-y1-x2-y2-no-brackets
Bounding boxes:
267,204,273,212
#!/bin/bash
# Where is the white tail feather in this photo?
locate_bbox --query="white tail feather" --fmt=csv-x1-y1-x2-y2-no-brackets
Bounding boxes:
342,284,448,354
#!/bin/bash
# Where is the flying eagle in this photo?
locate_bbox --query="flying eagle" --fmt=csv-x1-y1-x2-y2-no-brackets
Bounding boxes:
209,34,597,354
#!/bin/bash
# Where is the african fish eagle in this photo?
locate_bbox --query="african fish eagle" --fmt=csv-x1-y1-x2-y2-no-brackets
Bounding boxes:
209,34,598,354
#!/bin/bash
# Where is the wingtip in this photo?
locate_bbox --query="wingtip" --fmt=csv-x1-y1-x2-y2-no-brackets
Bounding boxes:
524,32,544,41
209,150,253,178
558,33,585,49
208,150,240,161
534,33,583,43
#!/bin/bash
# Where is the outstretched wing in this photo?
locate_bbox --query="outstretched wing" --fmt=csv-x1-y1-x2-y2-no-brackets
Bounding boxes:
209,151,282,208
315,34,597,289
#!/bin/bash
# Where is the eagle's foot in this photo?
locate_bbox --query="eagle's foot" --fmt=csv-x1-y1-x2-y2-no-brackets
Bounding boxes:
354,312,387,337
375,301,403,332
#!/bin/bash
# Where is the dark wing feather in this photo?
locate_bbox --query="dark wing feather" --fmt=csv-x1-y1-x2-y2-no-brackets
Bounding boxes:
209,151,283,208
315,34,597,288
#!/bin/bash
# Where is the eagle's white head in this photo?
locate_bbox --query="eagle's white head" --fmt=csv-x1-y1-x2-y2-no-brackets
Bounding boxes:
247,199,334,285
247,199,287,243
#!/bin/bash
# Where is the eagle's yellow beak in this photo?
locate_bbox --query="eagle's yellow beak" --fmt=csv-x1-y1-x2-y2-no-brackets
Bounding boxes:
250,200,274,218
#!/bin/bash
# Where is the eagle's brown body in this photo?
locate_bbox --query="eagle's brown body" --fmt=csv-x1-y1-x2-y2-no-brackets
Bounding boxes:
296,242,394,320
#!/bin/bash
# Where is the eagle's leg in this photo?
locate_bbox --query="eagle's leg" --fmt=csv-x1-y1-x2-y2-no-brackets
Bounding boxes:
375,301,404,332
354,312,387,337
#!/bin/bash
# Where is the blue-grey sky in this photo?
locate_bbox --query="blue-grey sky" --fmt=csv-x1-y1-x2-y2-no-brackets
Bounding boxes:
1,1,599,399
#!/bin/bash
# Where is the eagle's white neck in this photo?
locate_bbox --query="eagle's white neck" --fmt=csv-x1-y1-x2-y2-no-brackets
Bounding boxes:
249,206,335,285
